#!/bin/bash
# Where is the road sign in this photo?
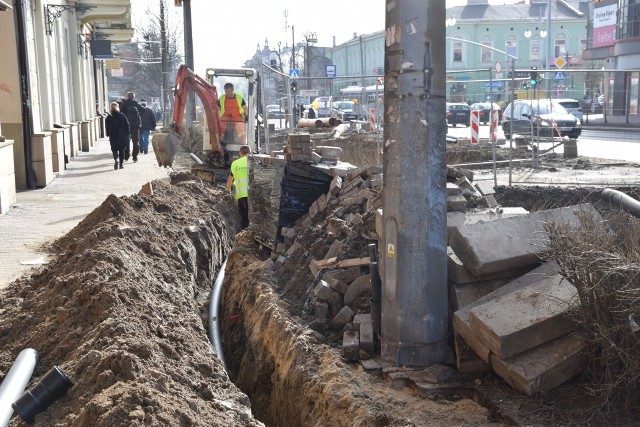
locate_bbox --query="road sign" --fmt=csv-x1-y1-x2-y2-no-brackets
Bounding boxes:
554,56,567,68
299,89,318,97
326,64,336,78
289,69,300,78
554,71,566,81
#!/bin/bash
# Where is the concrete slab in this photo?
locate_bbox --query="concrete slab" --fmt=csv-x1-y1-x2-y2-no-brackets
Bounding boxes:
491,334,586,396
468,274,577,359
449,204,596,276
450,279,509,312
453,262,560,363
448,246,536,286
446,207,528,242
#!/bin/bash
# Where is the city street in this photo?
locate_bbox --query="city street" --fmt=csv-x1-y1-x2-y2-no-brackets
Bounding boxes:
448,121,640,163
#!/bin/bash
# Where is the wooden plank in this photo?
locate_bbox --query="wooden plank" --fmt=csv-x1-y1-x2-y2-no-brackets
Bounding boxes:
338,257,370,268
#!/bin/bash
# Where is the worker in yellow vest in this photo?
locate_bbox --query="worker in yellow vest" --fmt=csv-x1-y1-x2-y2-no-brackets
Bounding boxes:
218,83,248,145
226,145,250,230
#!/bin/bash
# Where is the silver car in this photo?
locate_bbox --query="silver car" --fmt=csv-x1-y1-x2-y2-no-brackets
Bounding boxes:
554,98,583,122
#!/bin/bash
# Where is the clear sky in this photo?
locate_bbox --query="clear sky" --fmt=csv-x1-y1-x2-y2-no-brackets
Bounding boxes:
130,0,514,76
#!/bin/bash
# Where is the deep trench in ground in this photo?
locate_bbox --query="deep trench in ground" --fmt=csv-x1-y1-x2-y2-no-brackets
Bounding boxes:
3,166,640,426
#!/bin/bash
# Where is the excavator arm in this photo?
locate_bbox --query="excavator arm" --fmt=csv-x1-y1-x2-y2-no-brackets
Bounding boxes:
172,64,223,159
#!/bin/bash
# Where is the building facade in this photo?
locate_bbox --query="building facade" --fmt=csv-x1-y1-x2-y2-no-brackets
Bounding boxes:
445,0,589,103
0,0,133,214
584,0,640,116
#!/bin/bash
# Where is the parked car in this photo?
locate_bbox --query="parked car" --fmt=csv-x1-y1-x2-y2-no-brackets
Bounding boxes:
501,99,582,139
312,96,333,118
470,102,503,124
332,100,359,122
446,102,471,127
554,98,583,121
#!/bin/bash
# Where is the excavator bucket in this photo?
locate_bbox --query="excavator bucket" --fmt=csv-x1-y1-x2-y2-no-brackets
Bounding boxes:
151,130,181,167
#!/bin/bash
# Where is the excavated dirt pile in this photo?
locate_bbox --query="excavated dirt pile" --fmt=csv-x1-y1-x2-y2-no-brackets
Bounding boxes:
0,176,265,426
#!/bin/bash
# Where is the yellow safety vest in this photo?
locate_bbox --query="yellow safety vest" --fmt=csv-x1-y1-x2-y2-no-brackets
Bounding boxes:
230,156,249,200
219,94,245,118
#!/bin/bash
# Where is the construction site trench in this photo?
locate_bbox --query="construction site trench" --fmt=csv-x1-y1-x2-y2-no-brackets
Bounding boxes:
2,134,640,426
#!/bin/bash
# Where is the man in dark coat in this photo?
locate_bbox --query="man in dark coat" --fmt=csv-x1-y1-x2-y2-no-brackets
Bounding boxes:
105,102,130,170
139,99,157,154
120,91,144,162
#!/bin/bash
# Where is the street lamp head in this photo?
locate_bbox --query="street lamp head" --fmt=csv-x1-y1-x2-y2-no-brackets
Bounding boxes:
446,17,456,27
539,29,548,38
524,29,532,38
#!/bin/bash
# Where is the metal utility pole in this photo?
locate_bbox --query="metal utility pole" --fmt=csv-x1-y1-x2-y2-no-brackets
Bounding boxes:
160,0,170,127
381,0,449,366
183,0,196,141
545,0,552,94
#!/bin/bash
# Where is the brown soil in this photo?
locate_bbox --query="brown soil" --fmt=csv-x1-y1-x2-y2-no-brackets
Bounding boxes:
2,138,640,426
0,176,256,426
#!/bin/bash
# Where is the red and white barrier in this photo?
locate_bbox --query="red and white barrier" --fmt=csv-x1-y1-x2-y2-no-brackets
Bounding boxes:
490,107,500,143
370,108,375,127
471,110,480,144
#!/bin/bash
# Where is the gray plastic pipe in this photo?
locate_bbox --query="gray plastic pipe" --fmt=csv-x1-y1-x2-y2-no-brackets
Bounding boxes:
601,189,640,218
208,259,227,369
0,348,38,427
189,153,204,164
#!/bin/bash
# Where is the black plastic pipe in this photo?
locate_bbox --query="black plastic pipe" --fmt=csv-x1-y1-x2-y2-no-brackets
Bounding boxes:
208,259,227,369
368,243,381,336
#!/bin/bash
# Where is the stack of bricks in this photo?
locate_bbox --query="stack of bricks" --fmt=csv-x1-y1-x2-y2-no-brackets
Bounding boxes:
285,133,312,162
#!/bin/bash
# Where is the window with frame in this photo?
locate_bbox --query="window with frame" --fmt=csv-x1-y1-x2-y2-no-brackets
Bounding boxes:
506,35,518,61
453,41,463,62
554,36,567,58
481,36,493,62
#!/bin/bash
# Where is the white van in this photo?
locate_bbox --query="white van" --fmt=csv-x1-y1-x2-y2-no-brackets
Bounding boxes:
554,98,583,122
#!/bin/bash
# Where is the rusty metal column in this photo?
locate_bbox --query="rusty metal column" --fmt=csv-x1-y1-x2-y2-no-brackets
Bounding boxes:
381,0,449,366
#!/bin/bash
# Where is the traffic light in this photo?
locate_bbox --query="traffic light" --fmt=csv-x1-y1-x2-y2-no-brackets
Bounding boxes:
530,67,538,88
290,81,297,94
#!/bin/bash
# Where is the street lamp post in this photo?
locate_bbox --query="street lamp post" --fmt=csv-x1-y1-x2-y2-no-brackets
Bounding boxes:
304,32,317,90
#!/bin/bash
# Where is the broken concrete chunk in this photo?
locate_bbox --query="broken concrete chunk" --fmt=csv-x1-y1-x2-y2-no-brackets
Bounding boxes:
408,365,455,384
329,176,343,195
341,176,364,195
286,241,303,258
447,194,468,211
344,274,372,308
352,313,369,330
449,204,597,276
453,261,560,364
314,280,333,302
474,181,495,196
346,165,368,182
276,242,286,254
318,146,343,158
324,240,344,260
329,278,349,295
330,306,355,331
468,274,577,359
274,255,286,272
343,330,360,360
446,182,461,196
311,151,321,164
359,315,375,354
447,246,535,286
315,302,329,320
342,195,366,207
317,194,328,212
308,200,319,218
491,334,586,396
359,358,382,371
347,213,363,225
338,266,364,283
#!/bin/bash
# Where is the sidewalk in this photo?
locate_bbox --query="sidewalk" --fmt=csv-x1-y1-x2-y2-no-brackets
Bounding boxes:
581,112,640,130
0,137,173,289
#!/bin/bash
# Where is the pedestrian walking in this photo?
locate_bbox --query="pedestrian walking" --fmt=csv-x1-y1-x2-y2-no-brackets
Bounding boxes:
120,91,144,162
139,99,157,154
226,145,250,230
105,102,130,170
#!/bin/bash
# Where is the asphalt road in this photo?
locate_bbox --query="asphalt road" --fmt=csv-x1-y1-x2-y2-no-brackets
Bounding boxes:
448,124,640,163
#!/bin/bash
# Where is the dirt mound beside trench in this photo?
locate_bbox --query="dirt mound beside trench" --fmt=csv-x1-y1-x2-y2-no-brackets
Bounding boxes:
0,177,265,426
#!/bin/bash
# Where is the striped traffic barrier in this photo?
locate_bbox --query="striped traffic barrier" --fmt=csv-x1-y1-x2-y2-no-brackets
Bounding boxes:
491,107,500,143
471,110,480,144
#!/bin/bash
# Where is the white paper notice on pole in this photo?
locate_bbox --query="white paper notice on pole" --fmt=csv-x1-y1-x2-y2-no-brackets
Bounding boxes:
110,68,123,77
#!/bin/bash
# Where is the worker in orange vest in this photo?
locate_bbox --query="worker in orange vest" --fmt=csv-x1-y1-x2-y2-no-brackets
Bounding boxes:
218,83,248,145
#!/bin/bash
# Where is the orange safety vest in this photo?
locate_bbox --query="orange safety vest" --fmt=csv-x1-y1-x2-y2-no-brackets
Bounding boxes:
219,94,245,121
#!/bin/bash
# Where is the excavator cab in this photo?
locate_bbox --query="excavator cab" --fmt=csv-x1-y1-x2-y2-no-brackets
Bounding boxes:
203,68,257,165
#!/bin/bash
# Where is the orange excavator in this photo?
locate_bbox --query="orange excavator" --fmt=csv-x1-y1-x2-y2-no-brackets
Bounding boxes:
153,64,223,168
152,64,256,181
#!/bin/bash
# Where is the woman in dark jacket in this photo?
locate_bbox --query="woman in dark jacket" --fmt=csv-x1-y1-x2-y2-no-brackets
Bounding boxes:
105,101,130,169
